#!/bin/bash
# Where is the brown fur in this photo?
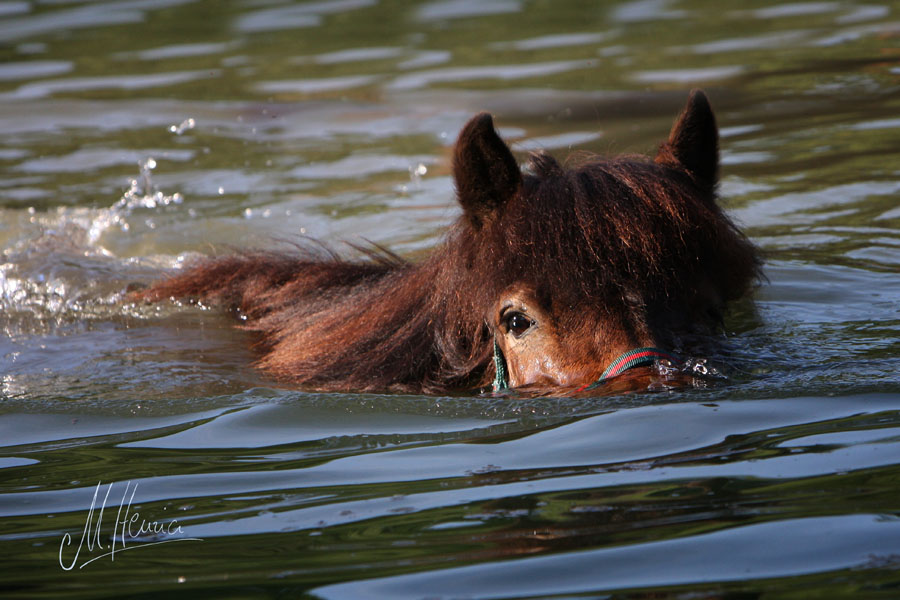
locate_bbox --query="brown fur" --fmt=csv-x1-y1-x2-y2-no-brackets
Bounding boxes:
138,90,761,394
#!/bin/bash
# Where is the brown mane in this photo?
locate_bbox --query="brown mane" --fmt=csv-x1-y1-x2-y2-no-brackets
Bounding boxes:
139,92,761,394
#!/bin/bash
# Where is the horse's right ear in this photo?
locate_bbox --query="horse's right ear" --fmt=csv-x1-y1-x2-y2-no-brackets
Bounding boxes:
655,89,719,189
453,113,521,229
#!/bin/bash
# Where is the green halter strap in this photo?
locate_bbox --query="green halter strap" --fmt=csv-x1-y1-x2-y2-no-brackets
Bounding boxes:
491,340,676,393
492,338,509,392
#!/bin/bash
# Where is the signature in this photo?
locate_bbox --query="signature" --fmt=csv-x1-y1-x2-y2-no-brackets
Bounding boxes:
59,481,202,571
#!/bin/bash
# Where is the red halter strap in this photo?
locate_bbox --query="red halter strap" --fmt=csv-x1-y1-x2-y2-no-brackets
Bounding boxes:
574,347,678,393
492,342,677,393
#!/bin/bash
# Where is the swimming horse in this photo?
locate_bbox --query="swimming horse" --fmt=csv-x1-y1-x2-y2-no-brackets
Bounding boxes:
138,90,761,395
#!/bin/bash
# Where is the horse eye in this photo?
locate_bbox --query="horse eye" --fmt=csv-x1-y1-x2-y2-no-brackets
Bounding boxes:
505,312,533,338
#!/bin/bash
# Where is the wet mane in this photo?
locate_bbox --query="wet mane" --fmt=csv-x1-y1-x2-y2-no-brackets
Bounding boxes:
140,94,761,394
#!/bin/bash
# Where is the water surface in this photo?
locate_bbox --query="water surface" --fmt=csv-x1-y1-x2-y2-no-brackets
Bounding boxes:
2,1,900,598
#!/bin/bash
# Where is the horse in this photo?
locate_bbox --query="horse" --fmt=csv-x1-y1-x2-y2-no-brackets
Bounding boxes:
137,90,761,395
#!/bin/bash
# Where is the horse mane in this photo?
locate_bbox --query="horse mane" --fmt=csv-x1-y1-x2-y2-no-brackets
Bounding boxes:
140,150,761,394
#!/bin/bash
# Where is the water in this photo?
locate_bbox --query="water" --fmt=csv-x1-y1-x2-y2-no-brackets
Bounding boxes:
1,0,899,597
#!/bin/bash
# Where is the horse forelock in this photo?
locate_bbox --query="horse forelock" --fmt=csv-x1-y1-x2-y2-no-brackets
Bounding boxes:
453,154,761,327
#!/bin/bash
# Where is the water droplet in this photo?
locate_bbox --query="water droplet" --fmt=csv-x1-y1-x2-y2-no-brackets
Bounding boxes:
169,117,196,135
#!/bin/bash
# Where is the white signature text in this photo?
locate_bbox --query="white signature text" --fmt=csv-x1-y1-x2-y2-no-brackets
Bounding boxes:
59,481,202,570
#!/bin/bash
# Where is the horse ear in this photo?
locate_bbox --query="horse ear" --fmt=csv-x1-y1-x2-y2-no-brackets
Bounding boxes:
655,89,719,187
453,113,521,229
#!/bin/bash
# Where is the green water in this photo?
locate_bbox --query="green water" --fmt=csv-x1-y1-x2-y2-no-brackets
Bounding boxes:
2,1,900,598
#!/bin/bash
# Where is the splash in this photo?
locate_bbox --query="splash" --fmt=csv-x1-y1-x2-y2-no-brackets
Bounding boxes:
88,157,184,245
681,357,723,379
1,144,191,331
117,157,184,211
86,118,194,245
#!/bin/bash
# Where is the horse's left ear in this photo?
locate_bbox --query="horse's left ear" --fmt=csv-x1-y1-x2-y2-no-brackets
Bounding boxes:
453,113,521,229
655,89,719,188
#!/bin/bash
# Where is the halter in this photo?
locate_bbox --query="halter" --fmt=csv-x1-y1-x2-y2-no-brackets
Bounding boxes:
491,340,677,393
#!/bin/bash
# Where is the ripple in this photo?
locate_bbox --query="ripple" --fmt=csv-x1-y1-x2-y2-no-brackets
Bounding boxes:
417,0,521,21
719,124,763,138
758,261,900,325
314,514,900,599
720,150,776,166
234,0,377,33
844,245,900,266
876,206,900,221
117,42,236,61
688,30,812,54
836,5,889,24
612,0,686,23
719,176,775,198
849,117,900,131
16,148,194,174
388,59,597,91
813,20,900,47
397,50,452,70
233,9,320,33
515,131,602,152
0,99,213,135
290,155,434,180
0,2,28,18
0,0,197,42
0,60,72,81
0,149,29,161
120,402,508,449
631,65,744,84
0,457,37,469
308,47,406,65
753,2,840,19
492,32,613,51
164,168,270,197
256,75,378,95
733,181,900,228
0,70,221,101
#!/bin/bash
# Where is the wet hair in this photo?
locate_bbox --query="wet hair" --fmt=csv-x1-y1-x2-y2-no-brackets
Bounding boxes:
139,91,761,393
